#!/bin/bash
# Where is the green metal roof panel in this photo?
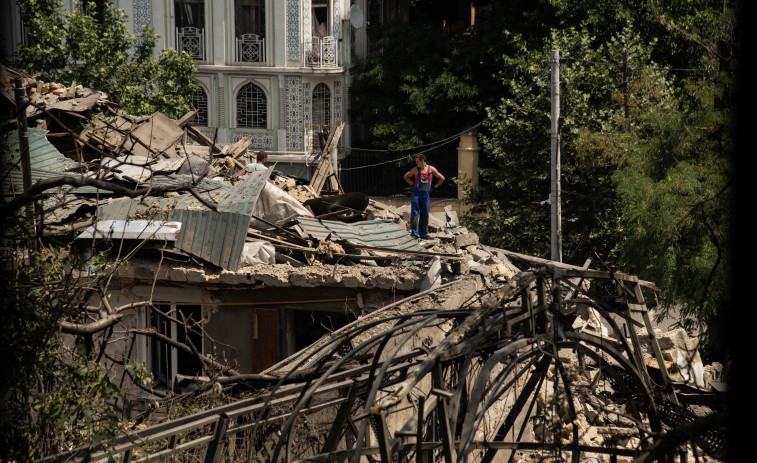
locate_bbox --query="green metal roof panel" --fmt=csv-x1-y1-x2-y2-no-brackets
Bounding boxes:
167,170,269,271
2,128,104,194
215,169,270,214
97,195,183,221
295,217,427,252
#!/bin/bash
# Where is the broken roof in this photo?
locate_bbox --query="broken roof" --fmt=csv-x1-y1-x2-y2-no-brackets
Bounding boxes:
2,128,102,194
1,69,510,286
168,169,270,271
295,216,427,252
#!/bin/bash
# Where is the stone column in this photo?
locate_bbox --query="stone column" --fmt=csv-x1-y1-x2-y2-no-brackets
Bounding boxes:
457,131,480,202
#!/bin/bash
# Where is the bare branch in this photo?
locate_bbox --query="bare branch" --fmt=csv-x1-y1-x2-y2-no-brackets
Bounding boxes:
131,328,240,376
1,176,218,217
57,313,123,335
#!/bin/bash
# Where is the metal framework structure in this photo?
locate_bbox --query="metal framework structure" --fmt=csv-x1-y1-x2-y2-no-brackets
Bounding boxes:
45,267,727,463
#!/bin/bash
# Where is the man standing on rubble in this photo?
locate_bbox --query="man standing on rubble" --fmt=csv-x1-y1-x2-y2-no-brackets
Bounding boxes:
247,151,268,171
403,154,445,239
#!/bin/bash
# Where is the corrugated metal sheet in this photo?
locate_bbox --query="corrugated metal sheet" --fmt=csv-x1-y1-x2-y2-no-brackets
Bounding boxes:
97,195,182,221
42,196,94,223
168,170,270,270
2,128,104,194
147,174,231,195
296,217,427,252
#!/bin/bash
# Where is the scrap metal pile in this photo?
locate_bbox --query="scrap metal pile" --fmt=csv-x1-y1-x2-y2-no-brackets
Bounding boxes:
50,264,728,463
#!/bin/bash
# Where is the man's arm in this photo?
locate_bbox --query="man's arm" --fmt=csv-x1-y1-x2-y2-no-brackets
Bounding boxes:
403,168,418,185
431,167,445,189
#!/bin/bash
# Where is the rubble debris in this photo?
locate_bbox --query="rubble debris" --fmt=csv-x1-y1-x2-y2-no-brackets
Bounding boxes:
4,66,727,463
62,266,726,463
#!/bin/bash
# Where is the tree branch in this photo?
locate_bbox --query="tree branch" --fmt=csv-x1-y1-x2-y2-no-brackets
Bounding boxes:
1,175,217,218
57,313,123,335
131,328,240,376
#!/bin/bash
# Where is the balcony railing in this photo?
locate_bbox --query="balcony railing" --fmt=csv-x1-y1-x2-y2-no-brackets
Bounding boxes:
176,27,206,61
306,36,338,68
235,33,266,63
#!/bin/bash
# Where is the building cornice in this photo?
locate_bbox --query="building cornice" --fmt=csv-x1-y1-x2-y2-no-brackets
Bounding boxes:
196,65,345,77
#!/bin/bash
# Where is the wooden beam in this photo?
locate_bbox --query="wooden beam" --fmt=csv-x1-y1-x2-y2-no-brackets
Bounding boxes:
175,109,198,127
186,125,222,154
309,122,345,195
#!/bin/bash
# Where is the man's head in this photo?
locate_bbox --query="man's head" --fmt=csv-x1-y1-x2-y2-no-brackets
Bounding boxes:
257,151,268,164
415,154,427,168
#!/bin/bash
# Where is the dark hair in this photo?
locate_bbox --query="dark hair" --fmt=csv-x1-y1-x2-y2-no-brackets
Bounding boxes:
415,154,427,162
256,151,268,162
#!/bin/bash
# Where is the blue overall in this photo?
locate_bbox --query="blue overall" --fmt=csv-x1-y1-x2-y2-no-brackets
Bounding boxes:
410,166,432,238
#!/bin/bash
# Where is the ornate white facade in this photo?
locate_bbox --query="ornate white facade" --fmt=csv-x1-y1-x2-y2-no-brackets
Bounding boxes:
2,0,381,163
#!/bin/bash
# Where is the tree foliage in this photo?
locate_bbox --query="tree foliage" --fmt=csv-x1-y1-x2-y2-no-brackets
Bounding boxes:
350,0,737,360
16,0,199,118
0,238,125,459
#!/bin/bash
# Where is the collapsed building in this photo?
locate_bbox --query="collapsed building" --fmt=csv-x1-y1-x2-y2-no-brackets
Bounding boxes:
1,68,728,462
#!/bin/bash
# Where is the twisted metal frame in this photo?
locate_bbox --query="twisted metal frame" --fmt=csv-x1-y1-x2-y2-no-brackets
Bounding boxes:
48,267,727,463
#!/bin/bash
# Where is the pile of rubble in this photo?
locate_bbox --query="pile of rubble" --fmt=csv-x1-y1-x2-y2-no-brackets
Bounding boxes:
535,306,727,461
9,67,728,463
1,66,527,290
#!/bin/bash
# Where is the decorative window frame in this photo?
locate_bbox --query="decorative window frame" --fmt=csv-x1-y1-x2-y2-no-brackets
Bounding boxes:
311,81,333,130
230,77,273,130
168,0,211,63
227,0,272,66
191,76,214,127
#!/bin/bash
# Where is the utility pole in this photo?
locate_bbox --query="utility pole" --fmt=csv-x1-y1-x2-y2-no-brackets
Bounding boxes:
550,50,562,262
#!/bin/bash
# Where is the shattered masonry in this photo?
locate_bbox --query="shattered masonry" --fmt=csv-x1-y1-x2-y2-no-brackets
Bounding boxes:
1,68,728,462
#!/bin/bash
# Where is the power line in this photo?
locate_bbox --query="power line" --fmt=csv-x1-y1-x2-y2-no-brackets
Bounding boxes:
560,56,717,73
342,68,550,172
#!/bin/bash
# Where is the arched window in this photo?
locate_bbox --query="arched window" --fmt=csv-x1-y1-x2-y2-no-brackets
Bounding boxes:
189,86,209,126
312,83,331,132
236,82,267,128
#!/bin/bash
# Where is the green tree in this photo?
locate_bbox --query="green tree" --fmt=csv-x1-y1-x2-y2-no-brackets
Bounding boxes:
611,3,736,359
16,0,199,118
466,1,735,360
349,0,736,359
467,25,672,263
0,239,127,459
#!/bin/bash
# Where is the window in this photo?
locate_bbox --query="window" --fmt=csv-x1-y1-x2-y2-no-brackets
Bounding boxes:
175,0,206,60
235,0,266,62
236,82,267,128
312,83,331,132
312,0,329,39
175,0,205,29
312,83,331,152
235,0,265,37
147,304,204,389
189,86,209,126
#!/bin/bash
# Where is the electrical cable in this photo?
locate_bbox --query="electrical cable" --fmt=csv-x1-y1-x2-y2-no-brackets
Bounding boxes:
341,67,551,171
560,56,718,73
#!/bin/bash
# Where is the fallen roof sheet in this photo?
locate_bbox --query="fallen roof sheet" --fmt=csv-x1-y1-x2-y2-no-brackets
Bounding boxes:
147,174,230,196
97,195,182,221
2,128,105,194
295,217,427,253
168,169,270,271
102,155,186,184
76,219,181,241
120,112,184,158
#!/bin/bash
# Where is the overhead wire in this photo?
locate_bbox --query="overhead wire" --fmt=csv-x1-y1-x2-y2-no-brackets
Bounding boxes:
340,67,551,172
560,56,718,73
